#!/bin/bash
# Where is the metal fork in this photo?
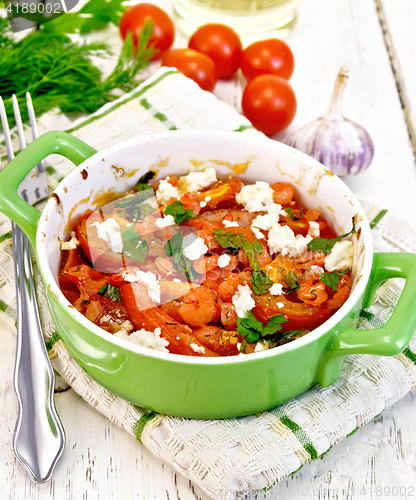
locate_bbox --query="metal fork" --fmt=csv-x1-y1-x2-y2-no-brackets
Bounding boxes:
0,93,65,483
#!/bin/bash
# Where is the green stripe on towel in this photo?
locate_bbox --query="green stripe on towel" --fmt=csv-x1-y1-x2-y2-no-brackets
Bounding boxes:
46,331,61,351
139,98,177,129
65,70,180,134
133,411,159,443
370,209,388,229
0,231,12,243
403,348,416,365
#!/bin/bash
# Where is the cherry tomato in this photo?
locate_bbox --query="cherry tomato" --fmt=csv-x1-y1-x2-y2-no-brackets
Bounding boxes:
241,39,294,81
161,49,218,91
188,23,242,80
242,74,297,136
119,3,174,61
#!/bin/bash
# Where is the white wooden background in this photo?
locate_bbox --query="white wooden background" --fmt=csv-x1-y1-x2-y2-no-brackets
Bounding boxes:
1,0,416,498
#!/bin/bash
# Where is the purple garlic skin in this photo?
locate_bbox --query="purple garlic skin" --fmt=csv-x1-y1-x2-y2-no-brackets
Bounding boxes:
286,116,374,177
285,66,374,177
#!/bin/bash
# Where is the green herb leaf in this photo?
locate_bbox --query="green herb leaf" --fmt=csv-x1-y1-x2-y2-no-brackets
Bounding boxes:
0,20,153,128
137,183,153,193
251,270,274,295
320,269,349,292
164,201,196,224
242,240,263,271
163,233,200,281
283,270,300,292
98,283,122,302
115,190,156,221
284,207,304,221
262,314,289,336
237,312,287,343
307,217,356,255
137,170,156,187
121,225,149,263
213,230,245,250
214,231,263,271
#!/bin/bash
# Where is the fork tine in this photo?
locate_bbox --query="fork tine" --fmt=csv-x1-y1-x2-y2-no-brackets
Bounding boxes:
0,97,15,163
12,95,27,151
26,92,45,175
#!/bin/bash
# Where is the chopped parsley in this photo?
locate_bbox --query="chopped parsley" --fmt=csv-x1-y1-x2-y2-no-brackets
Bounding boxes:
120,225,149,263
236,311,288,343
282,270,300,292
164,232,200,281
213,230,263,270
320,269,349,292
137,170,156,188
115,189,156,221
251,270,274,295
164,200,196,224
98,283,122,302
284,207,304,221
307,217,356,255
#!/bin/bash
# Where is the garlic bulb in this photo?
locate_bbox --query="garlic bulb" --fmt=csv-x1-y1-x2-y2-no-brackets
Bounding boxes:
286,67,374,176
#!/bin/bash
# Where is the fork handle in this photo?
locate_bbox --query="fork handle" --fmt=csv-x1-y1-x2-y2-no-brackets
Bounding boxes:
12,223,65,482
0,131,96,246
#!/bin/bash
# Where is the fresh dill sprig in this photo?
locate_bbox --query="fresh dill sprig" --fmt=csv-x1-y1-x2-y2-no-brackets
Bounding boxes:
0,21,153,127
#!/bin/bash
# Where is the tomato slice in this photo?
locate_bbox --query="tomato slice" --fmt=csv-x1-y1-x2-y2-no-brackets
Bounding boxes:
192,326,241,356
120,282,219,357
253,293,335,331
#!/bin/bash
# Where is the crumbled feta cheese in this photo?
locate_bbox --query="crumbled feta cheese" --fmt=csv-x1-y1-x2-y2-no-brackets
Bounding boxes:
222,220,239,227
252,213,275,231
276,302,284,308
200,201,207,208
122,270,161,303
182,237,208,261
173,278,181,283
325,240,354,272
235,181,274,212
236,342,242,352
232,284,255,318
61,231,79,250
190,343,205,354
254,340,270,352
251,227,265,240
266,203,285,220
308,221,320,238
179,168,217,193
156,178,179,204
155,215,175,228
205,196,211,202
218,254,231,268
114,327,169,353
120,320,134,333
270,283,284,296
92,218,123,253
268,223,312,258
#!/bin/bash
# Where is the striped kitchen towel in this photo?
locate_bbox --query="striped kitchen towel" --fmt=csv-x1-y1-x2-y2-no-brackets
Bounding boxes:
1,67,415,499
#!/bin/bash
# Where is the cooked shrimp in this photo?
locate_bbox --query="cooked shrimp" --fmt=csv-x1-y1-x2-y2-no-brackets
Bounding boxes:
74,296,102,322
327,275,352,308
297,280,328,306
271,182,294,204
220,302,238,330
180,192,201,216
179,285,220,327
218,272,251,302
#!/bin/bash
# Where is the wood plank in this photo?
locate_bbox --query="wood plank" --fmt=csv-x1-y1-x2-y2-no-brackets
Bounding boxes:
1,0,416,498
378,0,416,153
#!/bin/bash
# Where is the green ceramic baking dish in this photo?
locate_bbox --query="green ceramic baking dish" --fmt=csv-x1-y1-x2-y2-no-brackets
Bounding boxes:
0,129,415,419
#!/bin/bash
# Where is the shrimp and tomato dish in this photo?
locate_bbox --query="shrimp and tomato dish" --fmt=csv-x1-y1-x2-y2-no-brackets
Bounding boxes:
59,166,355,357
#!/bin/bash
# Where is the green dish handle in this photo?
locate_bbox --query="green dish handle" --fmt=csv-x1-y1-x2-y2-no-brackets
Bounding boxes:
318,252,416,386
0,131,97,247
